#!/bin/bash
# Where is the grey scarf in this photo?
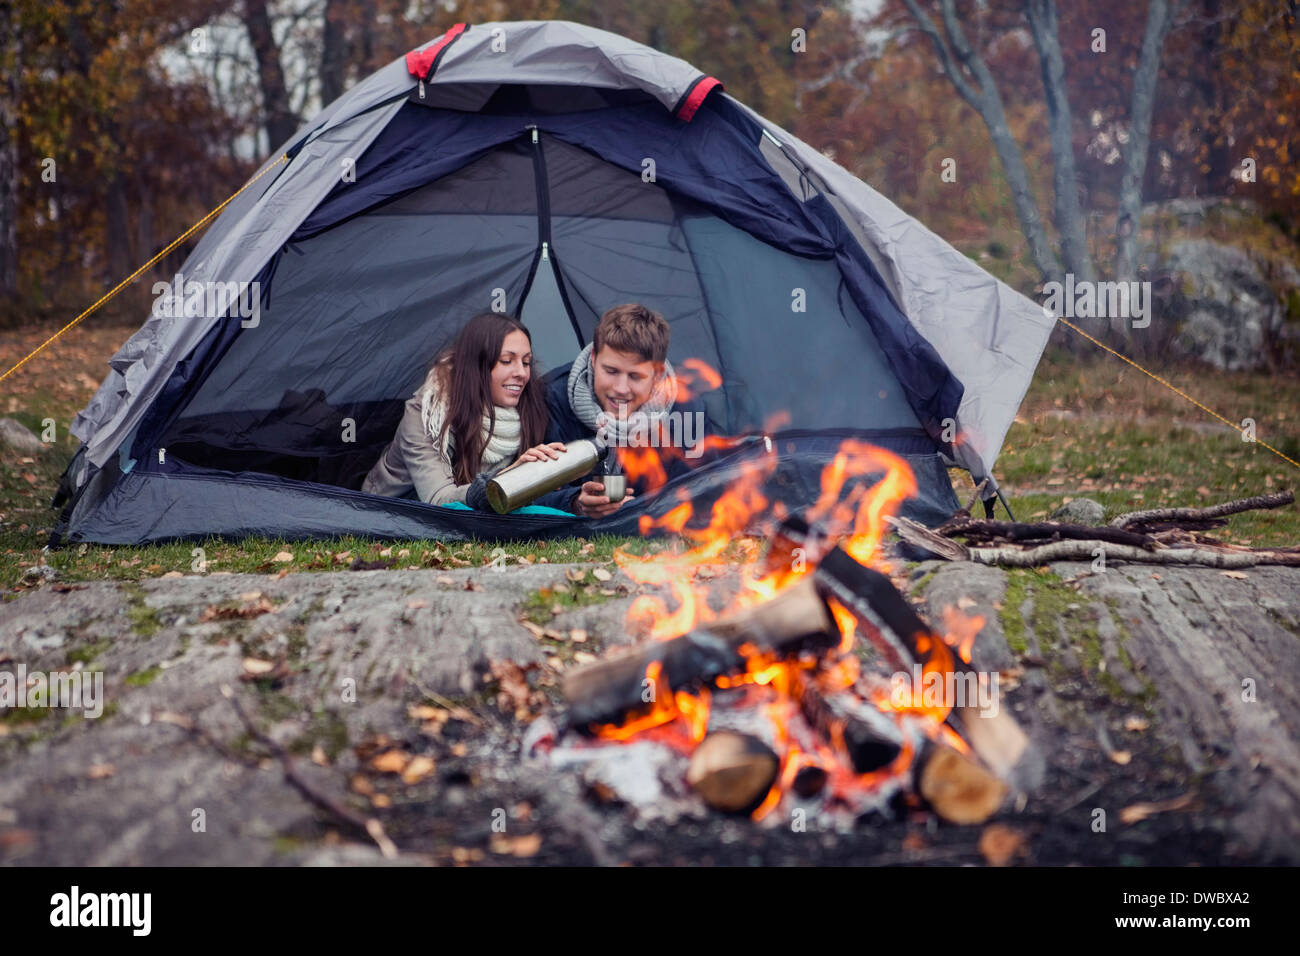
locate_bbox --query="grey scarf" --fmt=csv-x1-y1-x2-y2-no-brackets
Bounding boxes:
566,343,676,448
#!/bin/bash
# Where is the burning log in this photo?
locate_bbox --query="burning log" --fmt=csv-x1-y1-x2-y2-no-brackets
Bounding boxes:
793,671,903,774
761,515,833,580
916,742,1008,825
563,577,838,732
811,546,1030,781
686,731,779,813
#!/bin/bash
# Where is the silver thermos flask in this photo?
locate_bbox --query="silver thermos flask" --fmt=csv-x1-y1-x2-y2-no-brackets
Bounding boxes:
485,438,610,514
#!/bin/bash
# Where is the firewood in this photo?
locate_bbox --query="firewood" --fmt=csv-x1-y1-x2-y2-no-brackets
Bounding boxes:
938,519,1155,549
917,742,1008,825
793,670,903,774
888,515,1300,569
563,576,838,732
687,731,779,813
761,514,833,580
1110,491,1294,530
791,764,828,798
812,546,1029,781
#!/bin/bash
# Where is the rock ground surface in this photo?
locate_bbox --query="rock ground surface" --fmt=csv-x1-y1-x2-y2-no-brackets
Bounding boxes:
1,559,1297,865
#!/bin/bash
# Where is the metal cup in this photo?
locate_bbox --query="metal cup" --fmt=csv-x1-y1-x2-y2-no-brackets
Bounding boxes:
601,474,626,502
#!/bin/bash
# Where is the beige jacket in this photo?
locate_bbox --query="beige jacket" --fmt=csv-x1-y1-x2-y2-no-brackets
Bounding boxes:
362,378,521,505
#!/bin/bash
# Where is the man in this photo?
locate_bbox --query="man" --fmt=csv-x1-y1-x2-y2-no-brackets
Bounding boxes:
546,303,703,518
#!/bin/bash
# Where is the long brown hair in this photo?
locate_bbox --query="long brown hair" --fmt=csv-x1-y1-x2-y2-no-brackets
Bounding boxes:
432,312,548,484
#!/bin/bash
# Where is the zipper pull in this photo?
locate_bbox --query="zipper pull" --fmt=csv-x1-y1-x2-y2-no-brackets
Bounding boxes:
541,241,549,261
418,78,425,100
532,128,538,145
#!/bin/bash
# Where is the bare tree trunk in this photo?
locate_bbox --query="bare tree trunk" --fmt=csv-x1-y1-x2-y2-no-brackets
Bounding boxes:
0,4,20,308
1024,0,1094,283
1115,0,1183,283
243,0,299,154
900,0,1062,284
319,0,349,106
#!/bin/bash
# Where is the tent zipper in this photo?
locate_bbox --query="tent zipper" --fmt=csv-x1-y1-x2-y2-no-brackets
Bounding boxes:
527,128,585,346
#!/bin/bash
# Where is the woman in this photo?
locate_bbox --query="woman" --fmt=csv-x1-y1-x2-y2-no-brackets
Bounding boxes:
362,312,563,508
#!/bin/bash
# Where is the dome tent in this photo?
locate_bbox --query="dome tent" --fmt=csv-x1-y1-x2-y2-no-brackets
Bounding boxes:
54,20,1055,546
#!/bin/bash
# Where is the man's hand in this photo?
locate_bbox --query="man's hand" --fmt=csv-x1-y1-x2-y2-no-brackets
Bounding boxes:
515,441,566,465
574,480,634,518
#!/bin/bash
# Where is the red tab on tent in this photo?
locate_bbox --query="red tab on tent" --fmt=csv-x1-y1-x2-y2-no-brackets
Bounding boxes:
405,23,468,80
676,76,723,122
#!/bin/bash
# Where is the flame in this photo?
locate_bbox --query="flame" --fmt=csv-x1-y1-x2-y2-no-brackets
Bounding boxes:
940,605,984,665
590,433,991,817
674,358,723,403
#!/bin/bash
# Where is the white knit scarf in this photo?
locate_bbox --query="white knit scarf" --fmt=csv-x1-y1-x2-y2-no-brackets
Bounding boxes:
417,367,521,473
566,343,676,447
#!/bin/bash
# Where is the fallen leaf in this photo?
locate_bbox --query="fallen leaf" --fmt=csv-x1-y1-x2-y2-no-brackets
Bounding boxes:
573,651,597,664
272,551,294,563
406,599,429,610
1123,716,1150,732
401,755,436,784
591,567,612,582
1119,792,1194,825
242,658,276,676
519,620,546,639
957,595,977,610
1220,570,1248,580
436,576,455,586
371,749,410,774
978,824,1026,866
565,567,586,582
160,571,183,579
87,763,116,780
489,832,542,857
370,794,392,809
569,628,588,644
350,775,375,796
464,579,482,591
1109,750,1132,765
311,745,328,767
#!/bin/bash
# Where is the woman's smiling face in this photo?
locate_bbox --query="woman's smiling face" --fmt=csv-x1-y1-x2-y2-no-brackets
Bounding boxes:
490,329,532,407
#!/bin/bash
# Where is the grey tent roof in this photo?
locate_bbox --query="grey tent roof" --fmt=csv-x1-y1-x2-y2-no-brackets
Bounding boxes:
69,19,1053,491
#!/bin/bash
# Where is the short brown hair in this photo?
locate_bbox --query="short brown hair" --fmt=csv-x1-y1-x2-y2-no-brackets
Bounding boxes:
593,304,669,365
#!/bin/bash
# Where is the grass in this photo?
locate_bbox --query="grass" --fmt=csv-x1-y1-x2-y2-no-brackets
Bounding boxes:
519,566,624,626
1,320,1298,592
955,346,1300,544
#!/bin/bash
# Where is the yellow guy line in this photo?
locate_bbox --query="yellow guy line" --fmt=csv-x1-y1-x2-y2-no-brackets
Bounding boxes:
1056,315,1300,472
0,154,289,386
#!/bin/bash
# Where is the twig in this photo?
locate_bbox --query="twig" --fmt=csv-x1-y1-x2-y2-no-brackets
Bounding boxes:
218,685,398,859
1110,491,1294,529
961,478,989,516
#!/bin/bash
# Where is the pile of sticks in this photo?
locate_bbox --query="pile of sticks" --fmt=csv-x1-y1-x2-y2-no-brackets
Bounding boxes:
888,490,1299,569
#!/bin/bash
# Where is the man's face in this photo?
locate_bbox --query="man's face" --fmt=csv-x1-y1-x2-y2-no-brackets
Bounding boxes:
592,346,658,416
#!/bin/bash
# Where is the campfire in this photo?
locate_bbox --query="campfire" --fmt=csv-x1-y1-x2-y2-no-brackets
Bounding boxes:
536,439,1031,826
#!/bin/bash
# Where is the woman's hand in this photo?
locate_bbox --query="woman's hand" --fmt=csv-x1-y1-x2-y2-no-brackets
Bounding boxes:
515,442,566,465
574,480,634,518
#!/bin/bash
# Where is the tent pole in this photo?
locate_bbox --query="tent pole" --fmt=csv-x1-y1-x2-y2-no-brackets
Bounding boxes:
995,486,1016,522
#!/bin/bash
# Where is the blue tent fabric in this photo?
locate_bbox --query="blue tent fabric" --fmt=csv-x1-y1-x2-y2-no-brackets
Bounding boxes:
294,99,963,437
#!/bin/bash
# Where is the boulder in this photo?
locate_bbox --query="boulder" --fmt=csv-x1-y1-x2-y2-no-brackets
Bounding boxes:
0,418,44,454
1161,238,1291,370
1050,498,1106,526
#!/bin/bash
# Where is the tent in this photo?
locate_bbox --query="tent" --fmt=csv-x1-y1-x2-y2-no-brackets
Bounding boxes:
53,20,1055,546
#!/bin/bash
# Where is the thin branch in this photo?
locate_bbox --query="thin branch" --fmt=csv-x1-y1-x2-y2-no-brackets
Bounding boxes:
218,684,398,859
1111,491,1294,530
